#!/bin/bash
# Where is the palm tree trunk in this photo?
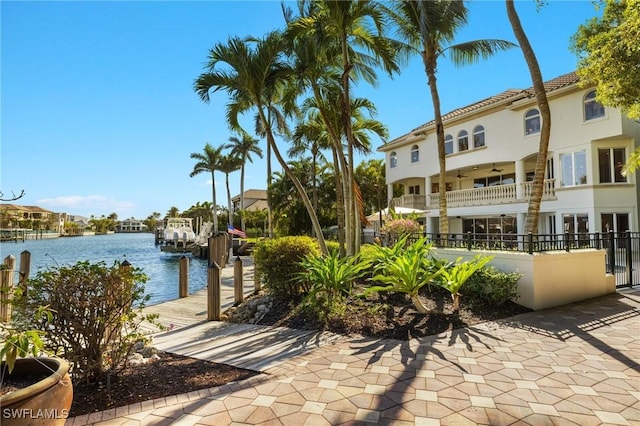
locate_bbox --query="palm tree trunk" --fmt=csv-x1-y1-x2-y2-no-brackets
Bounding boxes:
507,0,551,234
240,162,246,232
341,36,357,256
424,53,449,238
211,172,219,234
266,142,273,238
259,109,328,255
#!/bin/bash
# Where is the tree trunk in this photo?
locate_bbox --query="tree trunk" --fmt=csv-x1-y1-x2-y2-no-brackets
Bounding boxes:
240,161,246,232
211,172,218,234
341,34,358,256
507,0,551,234
424,52,449,238
266,141,273,238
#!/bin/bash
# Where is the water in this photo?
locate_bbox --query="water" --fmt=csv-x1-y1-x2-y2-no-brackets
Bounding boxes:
0,233,209,305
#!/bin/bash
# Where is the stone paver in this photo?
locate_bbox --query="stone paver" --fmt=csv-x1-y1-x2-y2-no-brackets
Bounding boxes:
66,284,640,425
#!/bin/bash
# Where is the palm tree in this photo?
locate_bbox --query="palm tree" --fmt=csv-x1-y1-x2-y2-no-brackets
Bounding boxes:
194,31,329,254
218,153,242,228
225,133,263,232
189,143,224,233
506,0,551,234
287,0,402,255
388,0,515,237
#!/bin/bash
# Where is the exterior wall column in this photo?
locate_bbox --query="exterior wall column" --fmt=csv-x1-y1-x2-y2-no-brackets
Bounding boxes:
424,176,432,209
386,183,393,207
517,212,526,234
426,216,435,235
515,159,525,200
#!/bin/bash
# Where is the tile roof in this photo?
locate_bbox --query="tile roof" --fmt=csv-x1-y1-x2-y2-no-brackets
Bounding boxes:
385,71,580,147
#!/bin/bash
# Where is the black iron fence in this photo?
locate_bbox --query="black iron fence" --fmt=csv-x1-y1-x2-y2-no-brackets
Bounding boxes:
379,231,640,289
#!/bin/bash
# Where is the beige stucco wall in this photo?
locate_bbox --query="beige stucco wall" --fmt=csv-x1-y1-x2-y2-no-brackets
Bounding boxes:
434,248,615,311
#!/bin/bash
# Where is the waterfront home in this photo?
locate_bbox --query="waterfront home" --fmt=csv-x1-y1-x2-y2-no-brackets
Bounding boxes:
378,71,640,238
231,189,268,212
118,218,148,233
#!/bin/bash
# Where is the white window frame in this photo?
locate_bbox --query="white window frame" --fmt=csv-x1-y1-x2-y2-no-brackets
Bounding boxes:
410,145,419,163
390,152,397,168
584,90,605,121
525,109,541,135
458,130,469,152
473,125,485,148
444,134,454,155
560,150,587,187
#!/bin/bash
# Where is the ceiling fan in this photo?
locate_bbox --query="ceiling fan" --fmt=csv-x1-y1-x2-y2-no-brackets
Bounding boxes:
456,170,468,179
490,163,503,173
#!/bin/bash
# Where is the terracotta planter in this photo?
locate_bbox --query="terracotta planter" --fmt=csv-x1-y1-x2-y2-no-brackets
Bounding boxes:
0,357,73,425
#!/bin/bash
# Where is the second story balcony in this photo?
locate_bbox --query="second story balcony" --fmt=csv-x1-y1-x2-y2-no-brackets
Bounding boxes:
392,179,557,210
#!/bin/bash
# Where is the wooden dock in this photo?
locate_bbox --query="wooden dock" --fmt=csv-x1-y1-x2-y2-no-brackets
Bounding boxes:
141,257,342,372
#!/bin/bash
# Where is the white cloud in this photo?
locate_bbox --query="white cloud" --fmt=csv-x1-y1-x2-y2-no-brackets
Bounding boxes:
36,195,135,215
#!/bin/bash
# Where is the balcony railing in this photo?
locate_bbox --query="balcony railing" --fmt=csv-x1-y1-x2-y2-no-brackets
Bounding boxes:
392,179,556,210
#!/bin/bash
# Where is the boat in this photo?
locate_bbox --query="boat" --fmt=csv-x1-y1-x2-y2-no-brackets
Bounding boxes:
158,218,197,253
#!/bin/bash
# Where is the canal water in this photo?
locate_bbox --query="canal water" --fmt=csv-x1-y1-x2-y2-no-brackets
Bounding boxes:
0,233,209,305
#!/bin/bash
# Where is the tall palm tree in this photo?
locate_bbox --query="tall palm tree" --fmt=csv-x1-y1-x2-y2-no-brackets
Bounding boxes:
194,31,329,254
225,133,263,231
388,0,515,237
506,0,551,234
287,0,401,255
189,143,224,233
218,153,242,228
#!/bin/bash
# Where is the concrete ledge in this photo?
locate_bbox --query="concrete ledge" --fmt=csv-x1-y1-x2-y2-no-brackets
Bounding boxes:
433,248,615,311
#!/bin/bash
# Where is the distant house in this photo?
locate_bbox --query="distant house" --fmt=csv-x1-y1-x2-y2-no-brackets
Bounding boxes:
231,189,268,212
0,204,58,231
118,218,148,233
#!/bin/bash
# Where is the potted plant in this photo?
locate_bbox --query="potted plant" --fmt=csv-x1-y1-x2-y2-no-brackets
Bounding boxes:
0,285,73,425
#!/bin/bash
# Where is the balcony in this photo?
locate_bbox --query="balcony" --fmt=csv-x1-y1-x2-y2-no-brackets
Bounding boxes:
392,179,556,210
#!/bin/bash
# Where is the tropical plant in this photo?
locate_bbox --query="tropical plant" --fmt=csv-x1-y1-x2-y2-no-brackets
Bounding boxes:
297,251,369,319
286,0,402,256
189,143,224,233
218,152,242,228
225,133,263,231
365,237,442,314
571,0,640,121
380,217,421,244
506,0,551,234
387,0,515,237
437,255,494,312
194,31,329,254
463,266,522,306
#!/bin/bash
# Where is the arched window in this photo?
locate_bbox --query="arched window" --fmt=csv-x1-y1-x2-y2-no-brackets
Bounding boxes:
458,130,469,152
411,145,419,163
445,134,454,155
584,90,605,121
390,151,397,168
473,125,485,148
525,109,540,135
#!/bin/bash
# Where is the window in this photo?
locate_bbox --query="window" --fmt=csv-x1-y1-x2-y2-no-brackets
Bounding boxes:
411,145,419,163
409,185,420,195
560,150,587,186
598,148,626,183
473,125,485,148
445,134,454,155
390,151,397,168
563,213,589,233
458,130,469,152
525,109,541,135
584,90,605,121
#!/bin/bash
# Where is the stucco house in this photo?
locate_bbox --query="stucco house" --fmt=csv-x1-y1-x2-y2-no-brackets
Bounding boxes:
378,71,640,239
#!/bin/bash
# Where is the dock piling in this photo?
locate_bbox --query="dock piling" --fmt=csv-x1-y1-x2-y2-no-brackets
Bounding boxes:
207,262,221,321
179,255,189,298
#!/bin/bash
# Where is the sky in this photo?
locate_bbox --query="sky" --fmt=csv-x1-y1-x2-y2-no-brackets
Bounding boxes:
1,0,602,221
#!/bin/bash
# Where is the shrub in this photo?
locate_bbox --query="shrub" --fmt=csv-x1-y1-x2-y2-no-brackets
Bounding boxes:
297,251,369,322
436,255,494,311
253,236,320,302
380,218,421,244
24,260,159,384
463,266,522,306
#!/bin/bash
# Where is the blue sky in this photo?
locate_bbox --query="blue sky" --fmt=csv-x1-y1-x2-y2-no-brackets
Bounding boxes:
1,0,601,221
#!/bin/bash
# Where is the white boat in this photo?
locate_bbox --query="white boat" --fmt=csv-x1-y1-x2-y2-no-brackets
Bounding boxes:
160,218,196,250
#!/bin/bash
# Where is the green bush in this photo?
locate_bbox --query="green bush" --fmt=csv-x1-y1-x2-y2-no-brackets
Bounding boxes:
24,260,159,383
463,266,522,306
253,236,320,302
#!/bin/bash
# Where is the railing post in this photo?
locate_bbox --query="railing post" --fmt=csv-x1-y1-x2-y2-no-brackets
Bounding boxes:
234,256,243,304
626,231,633,286
527,232,534,255
207,261,221,321
608,231,616,274
0,256,15,322
595,232,601,250
564,232,571,252
179,255,189,298
466,231,472,251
